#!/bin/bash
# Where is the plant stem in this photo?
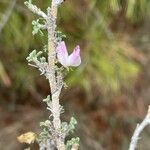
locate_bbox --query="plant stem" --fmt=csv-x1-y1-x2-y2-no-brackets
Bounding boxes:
47,1,65,149
129,106,150,150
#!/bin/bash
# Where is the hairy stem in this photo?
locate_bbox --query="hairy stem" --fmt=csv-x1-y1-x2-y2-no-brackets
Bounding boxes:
47,1,65,149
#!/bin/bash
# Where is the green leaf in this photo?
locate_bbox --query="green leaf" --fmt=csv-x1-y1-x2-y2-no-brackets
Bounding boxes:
68,117,77,133
66,137,80,150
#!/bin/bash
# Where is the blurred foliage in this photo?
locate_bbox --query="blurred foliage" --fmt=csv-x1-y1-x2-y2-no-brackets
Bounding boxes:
0,0,150,100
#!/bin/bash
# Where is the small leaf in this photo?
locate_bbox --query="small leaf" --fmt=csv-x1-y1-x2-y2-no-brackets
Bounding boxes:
40,57,46,62
61,122,68,132
32,19,44,36
68,117,77,133
43,95,51,102
66,137,80,150
40,120,51,127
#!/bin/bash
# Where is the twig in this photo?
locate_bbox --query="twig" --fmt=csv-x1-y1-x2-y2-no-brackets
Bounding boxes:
24,1,47,19
129,106,150,150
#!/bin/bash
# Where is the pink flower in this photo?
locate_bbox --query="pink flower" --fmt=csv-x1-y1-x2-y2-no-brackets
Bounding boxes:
56,41,81,67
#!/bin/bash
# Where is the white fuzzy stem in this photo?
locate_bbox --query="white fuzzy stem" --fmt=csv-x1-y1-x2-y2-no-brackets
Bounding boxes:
47,0,65,149
24,1,47,19
25,0,65,149
129,106,150,150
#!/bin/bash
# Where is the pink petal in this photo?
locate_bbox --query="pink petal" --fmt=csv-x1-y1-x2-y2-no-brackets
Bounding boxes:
67,45,81,67
56,41,68,67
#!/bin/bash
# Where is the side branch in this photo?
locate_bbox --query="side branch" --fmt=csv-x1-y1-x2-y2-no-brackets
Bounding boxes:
24,1,47,19
129,106,150,150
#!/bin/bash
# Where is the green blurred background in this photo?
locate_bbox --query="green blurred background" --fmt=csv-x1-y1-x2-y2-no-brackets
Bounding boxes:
0,0,150,149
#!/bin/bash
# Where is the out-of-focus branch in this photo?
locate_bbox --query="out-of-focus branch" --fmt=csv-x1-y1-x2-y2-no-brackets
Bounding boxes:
129,106,150,150
0,60,11,87
87,4,114,40
0,0,16,34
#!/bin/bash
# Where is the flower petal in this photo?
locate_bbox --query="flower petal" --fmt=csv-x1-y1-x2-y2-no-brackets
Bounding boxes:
56,41,68,67
67,45,81,67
